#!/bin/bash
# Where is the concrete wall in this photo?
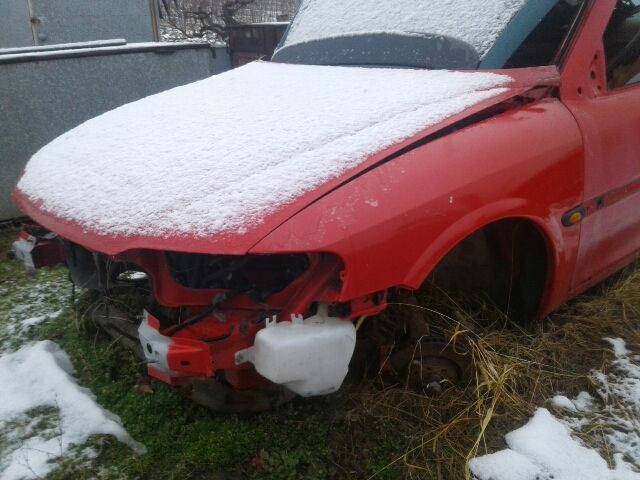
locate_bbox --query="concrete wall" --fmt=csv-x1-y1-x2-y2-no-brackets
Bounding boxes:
0,44,231,220
0,0,159,48
0,0,33,49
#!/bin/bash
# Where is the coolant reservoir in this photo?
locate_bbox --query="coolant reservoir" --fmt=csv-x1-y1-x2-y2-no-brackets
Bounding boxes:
235,305,356,397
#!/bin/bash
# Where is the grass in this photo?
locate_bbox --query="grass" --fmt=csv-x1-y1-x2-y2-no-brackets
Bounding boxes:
1,228,639,479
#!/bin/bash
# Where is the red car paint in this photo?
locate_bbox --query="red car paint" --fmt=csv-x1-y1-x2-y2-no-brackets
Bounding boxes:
12,0,640,390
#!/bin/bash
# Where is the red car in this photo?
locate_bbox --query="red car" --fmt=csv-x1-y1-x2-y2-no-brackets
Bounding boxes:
12,0,640,410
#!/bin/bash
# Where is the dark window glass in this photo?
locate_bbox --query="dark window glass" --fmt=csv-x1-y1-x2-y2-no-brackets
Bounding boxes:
504,0,585,68
603,0,640,89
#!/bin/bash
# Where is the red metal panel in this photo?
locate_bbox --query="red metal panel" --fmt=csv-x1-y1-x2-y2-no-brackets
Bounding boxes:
559,0,640,291
252,97,584,316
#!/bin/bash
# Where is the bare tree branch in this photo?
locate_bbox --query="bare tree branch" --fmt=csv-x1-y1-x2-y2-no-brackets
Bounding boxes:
159,0,297,42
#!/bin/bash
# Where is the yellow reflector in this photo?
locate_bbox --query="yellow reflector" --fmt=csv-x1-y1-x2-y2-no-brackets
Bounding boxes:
569,211,583,225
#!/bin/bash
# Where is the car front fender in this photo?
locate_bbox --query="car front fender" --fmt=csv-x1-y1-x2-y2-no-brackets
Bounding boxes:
251,97,585,314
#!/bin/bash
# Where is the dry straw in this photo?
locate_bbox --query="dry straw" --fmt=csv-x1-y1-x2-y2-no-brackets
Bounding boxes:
352,264,640,479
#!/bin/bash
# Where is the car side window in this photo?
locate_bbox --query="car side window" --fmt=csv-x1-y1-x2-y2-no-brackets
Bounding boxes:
603,0,640,89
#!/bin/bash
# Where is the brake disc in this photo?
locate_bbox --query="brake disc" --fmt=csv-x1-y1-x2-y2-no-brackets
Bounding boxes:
387,336,475,396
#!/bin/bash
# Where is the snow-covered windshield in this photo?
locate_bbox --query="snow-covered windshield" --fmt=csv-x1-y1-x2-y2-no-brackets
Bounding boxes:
279,0,528,59
274,0,587,70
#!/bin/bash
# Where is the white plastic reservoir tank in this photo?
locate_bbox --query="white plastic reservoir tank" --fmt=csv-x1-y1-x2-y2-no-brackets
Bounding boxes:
235,304,357,397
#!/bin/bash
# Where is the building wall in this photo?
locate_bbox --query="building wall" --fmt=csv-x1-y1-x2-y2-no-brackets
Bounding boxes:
0,0,159,49
0,0,33,49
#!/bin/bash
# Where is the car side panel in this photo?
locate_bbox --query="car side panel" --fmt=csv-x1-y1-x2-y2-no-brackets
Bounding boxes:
251,98,585,317
558,0,640,292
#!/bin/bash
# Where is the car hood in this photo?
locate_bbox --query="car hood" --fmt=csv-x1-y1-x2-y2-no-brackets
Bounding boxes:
14,62,558,255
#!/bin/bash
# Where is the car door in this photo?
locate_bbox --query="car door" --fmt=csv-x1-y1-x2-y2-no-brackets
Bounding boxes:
562,0,640,291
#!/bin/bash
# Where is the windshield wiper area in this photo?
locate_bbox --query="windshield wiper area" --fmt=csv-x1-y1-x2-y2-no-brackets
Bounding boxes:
272,33,480,70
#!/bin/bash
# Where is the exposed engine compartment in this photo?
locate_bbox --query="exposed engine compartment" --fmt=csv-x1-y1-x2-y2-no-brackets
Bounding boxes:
44,237,388,407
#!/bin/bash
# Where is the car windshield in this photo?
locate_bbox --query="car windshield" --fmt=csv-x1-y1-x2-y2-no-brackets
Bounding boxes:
273,0,586,70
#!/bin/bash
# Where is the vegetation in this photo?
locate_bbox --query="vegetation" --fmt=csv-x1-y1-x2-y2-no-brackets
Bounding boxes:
1,228,638,479
159,0,297,41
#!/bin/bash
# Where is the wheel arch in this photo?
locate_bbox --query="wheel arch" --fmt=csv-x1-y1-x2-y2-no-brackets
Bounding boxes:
405,206,559,323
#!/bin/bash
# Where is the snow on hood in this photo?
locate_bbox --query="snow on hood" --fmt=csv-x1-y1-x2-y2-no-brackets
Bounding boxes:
17,62,511,237
281,0,527,58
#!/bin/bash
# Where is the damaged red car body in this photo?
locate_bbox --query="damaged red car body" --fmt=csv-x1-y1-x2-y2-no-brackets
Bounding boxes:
12,0,640,409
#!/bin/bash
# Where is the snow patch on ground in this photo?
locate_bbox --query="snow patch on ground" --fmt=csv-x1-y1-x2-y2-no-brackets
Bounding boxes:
0,269,143,479
471,408,639,480
17,62,511,237
282,0,527,58
551,394,577,412
551,391,594,413
0,276,69,348
0,341,145,480
591,338,640,469
471,339,640,480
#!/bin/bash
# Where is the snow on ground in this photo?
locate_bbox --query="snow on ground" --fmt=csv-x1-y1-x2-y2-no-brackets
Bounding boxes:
17,62,511,237
470,339,640,480
0,275,69,348
281,0,527,58
0,341,145,480
0,273,144,479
